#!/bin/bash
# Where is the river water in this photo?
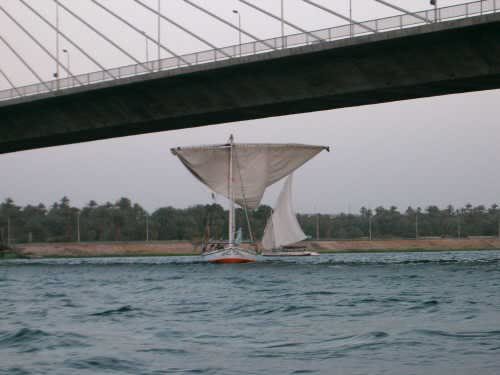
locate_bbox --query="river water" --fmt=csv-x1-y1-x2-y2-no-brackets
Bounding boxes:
1,251,500,375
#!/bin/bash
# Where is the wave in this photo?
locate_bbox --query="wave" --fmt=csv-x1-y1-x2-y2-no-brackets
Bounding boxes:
2,250,500,267
0,367,32,375
65,356,141,372
407,300,440,310
0,328,48,348
133,285,165,294
251,333,394,360
225,306,277,316
173,308,209,314
321,259,500,267
0,257,207,267
90,305,136,316
266,341,304,349
137,347,189,355
281,305,315,313
414,329,500,339
0,328,90,354
43,292,67,298
302,290,336,296
367,331,389,339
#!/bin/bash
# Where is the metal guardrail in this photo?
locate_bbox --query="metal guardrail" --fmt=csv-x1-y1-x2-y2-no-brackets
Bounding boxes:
0,0,497,102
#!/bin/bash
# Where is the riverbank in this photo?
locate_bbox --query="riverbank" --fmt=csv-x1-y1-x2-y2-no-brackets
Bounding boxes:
308,238,500,252
10,241,195,258
7,238,500,258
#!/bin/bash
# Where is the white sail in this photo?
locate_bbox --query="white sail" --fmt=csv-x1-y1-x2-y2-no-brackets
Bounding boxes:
262,174,307,250
171,142,328,209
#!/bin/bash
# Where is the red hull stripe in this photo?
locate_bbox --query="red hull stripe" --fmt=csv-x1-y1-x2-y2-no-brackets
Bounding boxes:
209,258,255,264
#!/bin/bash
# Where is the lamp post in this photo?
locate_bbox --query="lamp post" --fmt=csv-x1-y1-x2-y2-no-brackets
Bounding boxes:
55,1,60,90
316,212,320,240
142,31,149,63
415,208,420,239
368,211,373,241
430,0,438,22
232,10,242,57
157,0,161,70
76,211,80,243
62,49,70,77
349,0,353,37
7,216,10,248
281,0,285,47
145,214,149,242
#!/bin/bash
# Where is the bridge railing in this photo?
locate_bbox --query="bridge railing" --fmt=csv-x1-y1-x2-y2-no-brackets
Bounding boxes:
0,0,497,103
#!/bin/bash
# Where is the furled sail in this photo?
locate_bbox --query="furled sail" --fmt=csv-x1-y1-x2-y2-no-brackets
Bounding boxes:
171,142,328,209
262,174,307,250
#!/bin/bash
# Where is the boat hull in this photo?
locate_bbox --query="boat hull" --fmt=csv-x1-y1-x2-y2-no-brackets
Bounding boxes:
262,250,320,257
203,247,259,263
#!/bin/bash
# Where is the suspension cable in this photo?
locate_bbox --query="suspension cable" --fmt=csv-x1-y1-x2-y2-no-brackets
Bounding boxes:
91,0,190,66
0,68,22,97
55,0,153,73
133,0,232,59
183,0,276,51
239,0,323,42
19,0,115,79
0,34,52,93
0,5,83,85
301,0,377,33
374,0,432,23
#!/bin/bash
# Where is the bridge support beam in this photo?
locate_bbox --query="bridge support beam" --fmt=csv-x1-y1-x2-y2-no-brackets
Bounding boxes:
1,13,499,154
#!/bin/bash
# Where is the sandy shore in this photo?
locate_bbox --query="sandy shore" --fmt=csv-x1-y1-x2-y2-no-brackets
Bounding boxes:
14,241,196,258
10,238,500,258
308,238,500,252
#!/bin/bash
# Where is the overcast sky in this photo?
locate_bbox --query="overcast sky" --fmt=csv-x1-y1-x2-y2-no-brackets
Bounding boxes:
0,0,499,214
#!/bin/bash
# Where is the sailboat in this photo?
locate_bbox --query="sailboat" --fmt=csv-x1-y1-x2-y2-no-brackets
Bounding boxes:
171,135,328,263
262,174,319,257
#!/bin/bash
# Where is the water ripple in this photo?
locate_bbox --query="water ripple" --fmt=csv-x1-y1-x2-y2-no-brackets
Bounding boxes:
414,329,500,339
0,328,49,348
65,356,141,372
90,305,136,316
1,251,500,374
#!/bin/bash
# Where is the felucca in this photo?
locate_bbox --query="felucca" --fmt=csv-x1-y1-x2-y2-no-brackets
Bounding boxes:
171,135,328,263
262,174,319,257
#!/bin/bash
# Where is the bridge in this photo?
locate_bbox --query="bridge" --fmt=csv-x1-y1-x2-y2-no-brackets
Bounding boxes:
0,0,499,154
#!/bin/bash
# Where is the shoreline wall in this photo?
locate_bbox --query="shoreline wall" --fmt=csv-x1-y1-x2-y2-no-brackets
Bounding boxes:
13,238,500,258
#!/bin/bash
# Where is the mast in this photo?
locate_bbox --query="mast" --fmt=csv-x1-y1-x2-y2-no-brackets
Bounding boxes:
271,208,276,249
228,134,235,246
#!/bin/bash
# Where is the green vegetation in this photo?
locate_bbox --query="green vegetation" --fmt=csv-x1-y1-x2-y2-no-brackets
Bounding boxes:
0,197,499,245
303,205,500,240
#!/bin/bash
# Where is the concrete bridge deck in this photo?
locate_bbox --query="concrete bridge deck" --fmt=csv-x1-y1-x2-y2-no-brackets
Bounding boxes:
1,13,499,154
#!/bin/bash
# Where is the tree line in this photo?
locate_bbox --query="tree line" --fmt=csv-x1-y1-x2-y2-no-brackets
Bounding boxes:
0,197,499,245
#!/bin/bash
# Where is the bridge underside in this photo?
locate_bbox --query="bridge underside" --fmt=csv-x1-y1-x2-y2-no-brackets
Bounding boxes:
1,14,499,154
